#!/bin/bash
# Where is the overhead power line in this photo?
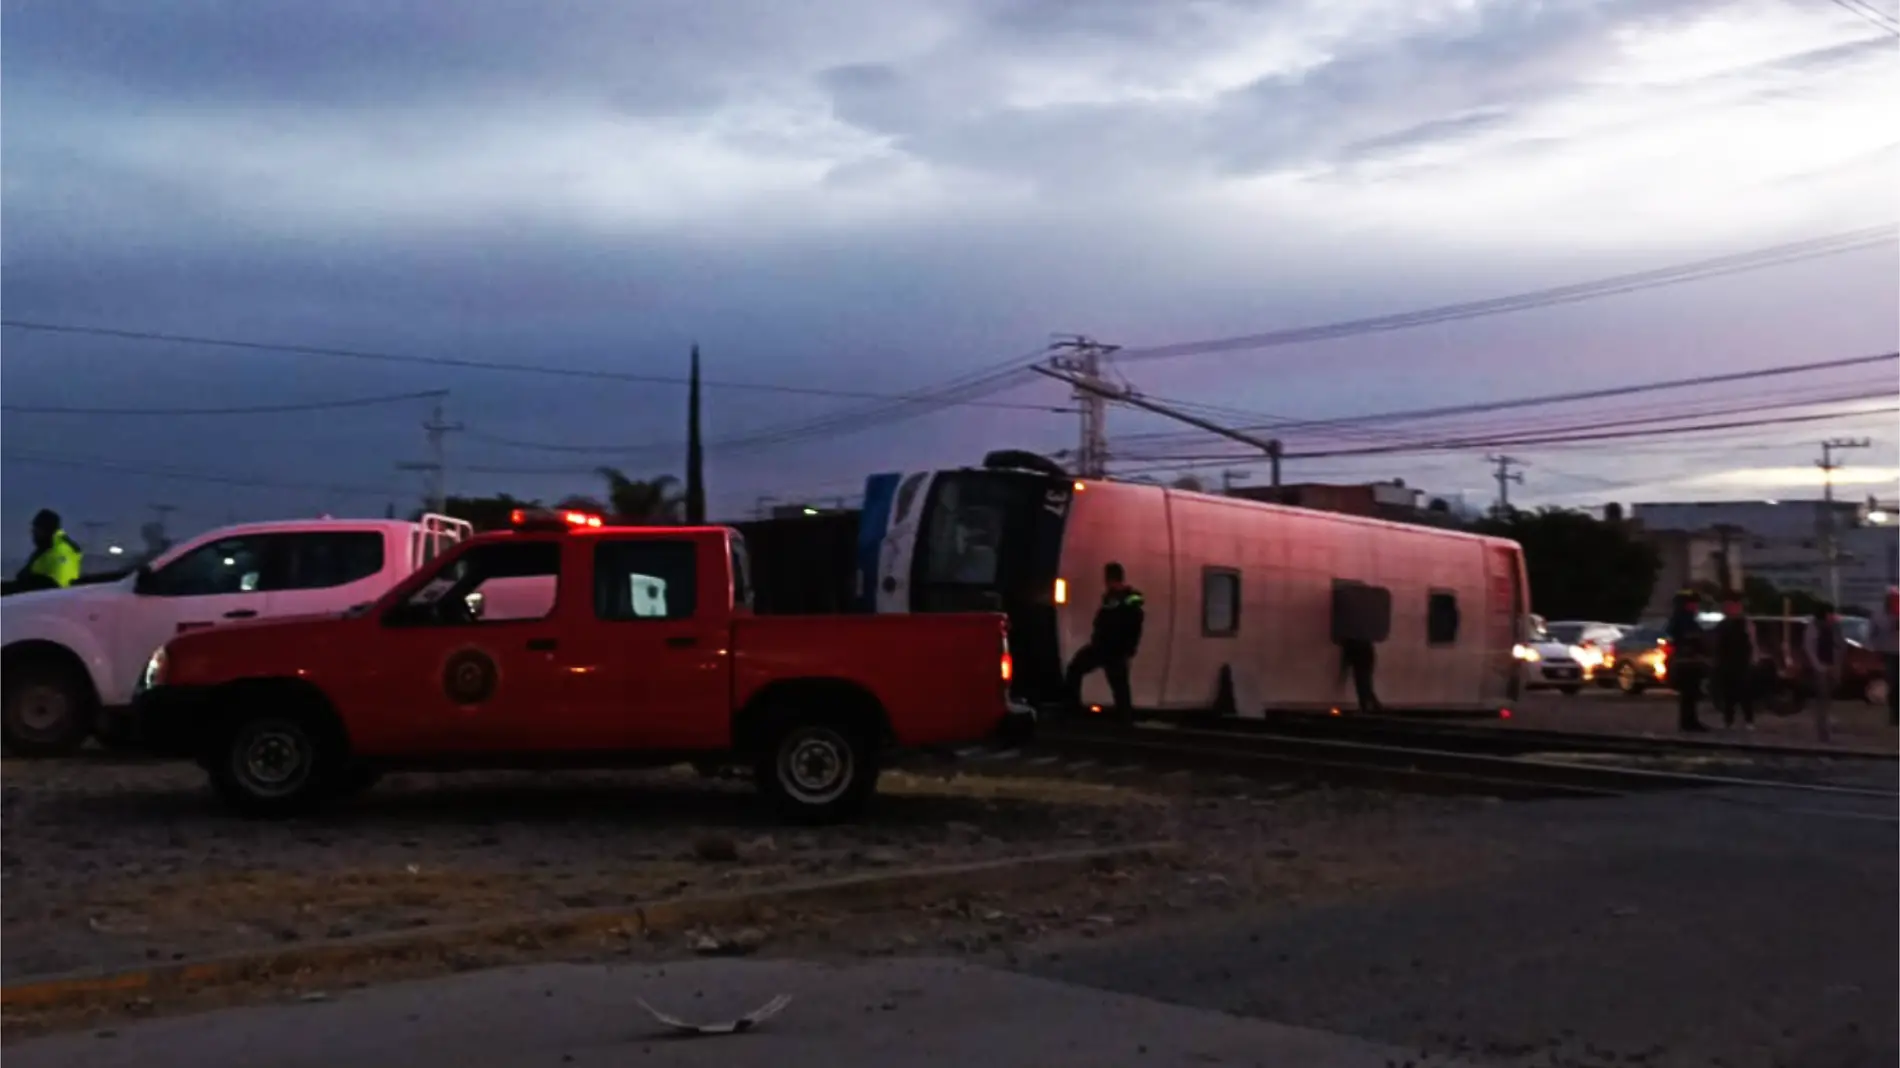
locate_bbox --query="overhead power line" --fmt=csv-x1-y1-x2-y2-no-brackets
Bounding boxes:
3,452,402,499
1,388,449,417
0,319,1063,413
1824,0,1900,36
1118,350,1900,447
1111,225,1896,363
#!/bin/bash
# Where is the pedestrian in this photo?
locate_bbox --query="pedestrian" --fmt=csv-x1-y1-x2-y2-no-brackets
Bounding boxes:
1339,637,1381,713
12,509,82,593
1802,603,1843,744
1065,561,1144,723
1665,590,1709,733
1871,587,1900,727
1711,593,1758,731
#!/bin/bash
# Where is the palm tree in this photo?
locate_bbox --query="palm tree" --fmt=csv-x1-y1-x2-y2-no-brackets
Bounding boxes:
594,467,685,523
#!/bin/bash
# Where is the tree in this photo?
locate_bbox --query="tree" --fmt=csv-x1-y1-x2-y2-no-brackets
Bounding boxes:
594,467,684,523
685,343,706,524
1170,474,1207,492
1474,507,1661,622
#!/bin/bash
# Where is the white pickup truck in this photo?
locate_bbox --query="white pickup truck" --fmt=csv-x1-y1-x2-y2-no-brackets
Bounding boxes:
1,513,471,756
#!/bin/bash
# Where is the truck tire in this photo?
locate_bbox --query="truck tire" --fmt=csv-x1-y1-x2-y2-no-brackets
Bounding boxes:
2,656,96,758
207,713,340,819
755,717,879,825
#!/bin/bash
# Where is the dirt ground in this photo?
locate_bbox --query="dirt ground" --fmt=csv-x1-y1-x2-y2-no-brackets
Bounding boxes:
0,755,1507,1001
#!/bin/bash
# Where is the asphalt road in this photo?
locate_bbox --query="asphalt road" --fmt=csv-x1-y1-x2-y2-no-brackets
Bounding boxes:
3,957,1478,1068
1026,785,1899,1068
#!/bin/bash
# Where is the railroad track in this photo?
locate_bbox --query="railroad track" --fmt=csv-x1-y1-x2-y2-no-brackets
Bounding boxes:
1022,720,1900,806
1210,711,1899,762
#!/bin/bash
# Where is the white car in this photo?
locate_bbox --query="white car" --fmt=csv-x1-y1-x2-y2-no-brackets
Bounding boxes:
1515,616,1589,696
1542,620,1629,680
1,513,470,756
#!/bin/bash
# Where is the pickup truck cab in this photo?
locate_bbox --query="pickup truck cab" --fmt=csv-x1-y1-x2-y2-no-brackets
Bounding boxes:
2,514,471,756
133,509,1021,823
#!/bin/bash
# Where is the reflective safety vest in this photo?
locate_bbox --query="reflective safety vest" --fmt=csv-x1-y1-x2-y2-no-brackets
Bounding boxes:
26,531,82,588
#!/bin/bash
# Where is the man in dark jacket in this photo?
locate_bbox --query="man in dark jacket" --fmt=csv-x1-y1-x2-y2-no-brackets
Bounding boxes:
1711,594,1758,730
1665,590,1709,733
1065,561,1144,722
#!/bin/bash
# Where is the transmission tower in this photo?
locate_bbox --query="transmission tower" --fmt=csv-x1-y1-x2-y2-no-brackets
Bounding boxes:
1046,336,1119,479
1818,437,1871,606
397,398,463,515
1487,455,1526,515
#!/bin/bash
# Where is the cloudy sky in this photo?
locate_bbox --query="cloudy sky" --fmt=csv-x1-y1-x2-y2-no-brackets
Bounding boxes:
3,0,1896,558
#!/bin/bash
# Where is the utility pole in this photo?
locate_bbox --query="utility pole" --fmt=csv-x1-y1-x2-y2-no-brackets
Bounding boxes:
1486,455,1525,516
1046,336,1118,479
1818,437,1870,606
397,398,463,515
1032,364,1284,486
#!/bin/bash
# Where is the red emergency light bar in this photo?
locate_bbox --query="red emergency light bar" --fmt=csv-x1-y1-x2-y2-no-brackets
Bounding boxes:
509,507,604,531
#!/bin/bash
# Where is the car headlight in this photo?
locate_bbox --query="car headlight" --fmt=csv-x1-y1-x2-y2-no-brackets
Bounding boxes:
1513,643,1542,662
140,646,168,692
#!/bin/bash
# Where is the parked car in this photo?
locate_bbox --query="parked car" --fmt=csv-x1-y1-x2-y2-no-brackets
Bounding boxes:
2,513,472,757
1515,616,1587,696
131,509,1028,822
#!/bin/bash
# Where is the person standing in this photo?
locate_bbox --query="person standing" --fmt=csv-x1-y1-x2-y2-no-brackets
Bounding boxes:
1871,587,1899,727
12,509,82,593
1339,637,1381,713
1665,590,1709,733
1065,561,1145,722
1802,604,1842,744
1711,594,1758,731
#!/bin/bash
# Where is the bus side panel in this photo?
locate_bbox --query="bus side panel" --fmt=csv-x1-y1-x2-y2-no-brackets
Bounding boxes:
1161,492,1278,713
1057,482,1174,710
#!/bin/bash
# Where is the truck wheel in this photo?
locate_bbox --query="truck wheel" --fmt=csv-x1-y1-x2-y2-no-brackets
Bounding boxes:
2,658,96,758
756,719,879,825
207,714,337,818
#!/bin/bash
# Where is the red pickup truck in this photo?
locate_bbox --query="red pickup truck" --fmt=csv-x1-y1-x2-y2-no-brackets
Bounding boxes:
132,510,1024,822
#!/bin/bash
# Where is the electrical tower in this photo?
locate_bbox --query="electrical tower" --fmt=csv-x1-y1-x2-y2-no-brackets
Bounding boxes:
397,398,463,515
1031,364,1284,485
1046,335,1118,479
1486,455,1526,515
1818,437,1870,606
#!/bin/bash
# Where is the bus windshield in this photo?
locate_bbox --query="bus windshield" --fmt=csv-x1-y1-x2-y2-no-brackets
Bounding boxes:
921,476,1011,586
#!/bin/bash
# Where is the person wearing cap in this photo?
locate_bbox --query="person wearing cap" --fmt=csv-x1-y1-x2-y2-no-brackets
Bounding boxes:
1664,589,1709,732
1869,586,1899,727
12,509,82,593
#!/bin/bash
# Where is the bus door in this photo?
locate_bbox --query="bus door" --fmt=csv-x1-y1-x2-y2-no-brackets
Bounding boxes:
1486,545,1525,701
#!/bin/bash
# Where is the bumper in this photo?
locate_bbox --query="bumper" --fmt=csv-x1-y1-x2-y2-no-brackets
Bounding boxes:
128,685,218,758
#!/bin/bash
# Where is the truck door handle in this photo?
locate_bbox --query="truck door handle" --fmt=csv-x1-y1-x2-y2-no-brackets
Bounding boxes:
666,636,698,649
526,638,558,651
223,609,258,620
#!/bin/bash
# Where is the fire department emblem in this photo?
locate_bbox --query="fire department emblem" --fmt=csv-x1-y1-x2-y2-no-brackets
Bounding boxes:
442,648,497,706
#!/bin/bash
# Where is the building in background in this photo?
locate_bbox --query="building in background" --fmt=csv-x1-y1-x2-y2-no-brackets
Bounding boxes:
1632,498,1898,613
1228,479,1465,528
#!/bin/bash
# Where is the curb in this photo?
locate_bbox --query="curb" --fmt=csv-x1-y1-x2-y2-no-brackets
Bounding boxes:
0,842,1180,1013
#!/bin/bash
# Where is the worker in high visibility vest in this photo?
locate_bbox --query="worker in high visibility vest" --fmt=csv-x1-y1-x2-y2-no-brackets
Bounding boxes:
14,509,82,592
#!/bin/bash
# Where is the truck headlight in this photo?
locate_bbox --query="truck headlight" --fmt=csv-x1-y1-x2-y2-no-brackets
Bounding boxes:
141,647,168,692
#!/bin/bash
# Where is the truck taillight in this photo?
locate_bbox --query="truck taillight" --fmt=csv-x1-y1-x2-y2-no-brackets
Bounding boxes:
1001,651,1013,683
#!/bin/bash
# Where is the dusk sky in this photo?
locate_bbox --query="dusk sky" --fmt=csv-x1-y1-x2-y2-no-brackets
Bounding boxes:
3,0,1897,560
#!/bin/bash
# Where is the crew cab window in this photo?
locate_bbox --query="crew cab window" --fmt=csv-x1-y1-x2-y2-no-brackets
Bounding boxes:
276,532,384,590
387,541,559,626
143,536,271,597
594,539,698,621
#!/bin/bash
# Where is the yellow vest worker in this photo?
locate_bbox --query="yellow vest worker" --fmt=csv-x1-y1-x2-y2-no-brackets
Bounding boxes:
17,509,82,591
